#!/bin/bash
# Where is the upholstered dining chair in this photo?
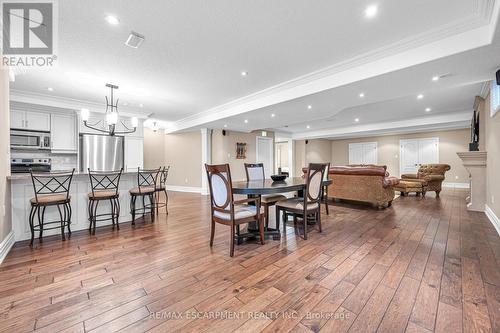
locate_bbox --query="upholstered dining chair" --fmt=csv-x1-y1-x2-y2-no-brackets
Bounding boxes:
244,163,286,230
322,163,331,215
205,164,264,257
130,168,160,224
276,163,327,240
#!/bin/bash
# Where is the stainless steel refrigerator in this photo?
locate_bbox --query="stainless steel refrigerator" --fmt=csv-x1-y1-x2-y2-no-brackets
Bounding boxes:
80,134,124,171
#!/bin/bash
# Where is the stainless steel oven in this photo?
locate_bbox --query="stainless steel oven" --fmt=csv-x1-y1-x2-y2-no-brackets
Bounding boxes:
10,130,51,150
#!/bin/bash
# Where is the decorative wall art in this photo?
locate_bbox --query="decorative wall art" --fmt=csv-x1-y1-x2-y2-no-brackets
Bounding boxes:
236,142,247,159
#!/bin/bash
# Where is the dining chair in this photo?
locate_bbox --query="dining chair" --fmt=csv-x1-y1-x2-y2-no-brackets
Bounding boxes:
244,163,286,230
205,164,264,257
87,168,122,235
129,167,160,225
276,163,327,240
322,163,331,215
154,166,170,215
29,169,75,247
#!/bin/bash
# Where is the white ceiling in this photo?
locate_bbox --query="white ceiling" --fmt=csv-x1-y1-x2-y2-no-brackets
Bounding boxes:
9,0,500,139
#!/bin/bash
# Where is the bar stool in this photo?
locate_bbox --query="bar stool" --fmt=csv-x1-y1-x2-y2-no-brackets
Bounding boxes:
29,169,75,247
154,166,170,215
87,169,123,235
130,168,160,224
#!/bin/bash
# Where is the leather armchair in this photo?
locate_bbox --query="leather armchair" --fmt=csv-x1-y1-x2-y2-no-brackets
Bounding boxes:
401,164,450,197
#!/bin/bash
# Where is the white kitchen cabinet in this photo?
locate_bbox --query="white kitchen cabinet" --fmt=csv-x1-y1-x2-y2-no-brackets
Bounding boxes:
51,113,78,153
10,110,51,131
10,110,25,129
25,111,51,131
124,137,144,171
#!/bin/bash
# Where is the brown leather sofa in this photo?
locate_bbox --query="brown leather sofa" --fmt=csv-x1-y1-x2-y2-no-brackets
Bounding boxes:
304,165,399,209
401,164,451,197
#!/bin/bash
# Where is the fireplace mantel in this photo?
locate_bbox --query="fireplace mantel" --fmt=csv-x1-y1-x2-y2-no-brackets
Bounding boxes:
457,151,487,212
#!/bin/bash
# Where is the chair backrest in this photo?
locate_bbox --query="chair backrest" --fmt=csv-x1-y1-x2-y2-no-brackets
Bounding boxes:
304,163,327,203
323,163,331,181
88,168,123,196
244,163,265,181
136,167,160,193
418,164,451,177
205,164,233,215
30,169,75,202
159,166,170,186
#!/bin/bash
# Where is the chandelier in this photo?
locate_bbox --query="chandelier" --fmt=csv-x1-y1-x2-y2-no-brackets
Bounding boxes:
80,83,138,136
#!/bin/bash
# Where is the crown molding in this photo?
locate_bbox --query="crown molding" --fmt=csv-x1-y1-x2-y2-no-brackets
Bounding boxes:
292,111,471,140
9,89,150,118
479,81,491,98
166,1,498,133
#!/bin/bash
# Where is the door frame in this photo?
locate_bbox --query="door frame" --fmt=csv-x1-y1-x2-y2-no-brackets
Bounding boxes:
256,136,274,178
399,137,439,175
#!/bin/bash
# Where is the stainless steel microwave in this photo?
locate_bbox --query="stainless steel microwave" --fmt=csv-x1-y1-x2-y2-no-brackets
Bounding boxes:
10,130,51,150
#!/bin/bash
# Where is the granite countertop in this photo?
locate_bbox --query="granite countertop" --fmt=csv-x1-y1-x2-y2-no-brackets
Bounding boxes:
7,170,140,181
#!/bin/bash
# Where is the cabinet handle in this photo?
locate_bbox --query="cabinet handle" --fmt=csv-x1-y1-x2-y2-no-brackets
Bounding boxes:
25,120,28,128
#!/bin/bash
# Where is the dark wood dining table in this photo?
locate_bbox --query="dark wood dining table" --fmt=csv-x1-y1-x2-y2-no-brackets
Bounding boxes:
232,177,332,241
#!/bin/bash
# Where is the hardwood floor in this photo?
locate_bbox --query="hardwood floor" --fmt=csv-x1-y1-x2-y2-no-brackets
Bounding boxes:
1,189,499,332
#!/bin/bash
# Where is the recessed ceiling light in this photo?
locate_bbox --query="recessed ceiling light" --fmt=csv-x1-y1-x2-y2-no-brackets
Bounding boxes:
105,15,120,25
47,87,53,92
432,76,439,82
271,113,276,117
425,107,432,112
365,5,378,18
359,93,365,98
306,125,311,129
417,94,424,99
307,105,312,110
139,103,144,108
223,124,228,128
355,118,360,122
123,102,128,106
244,119,248,123
241,71,248,77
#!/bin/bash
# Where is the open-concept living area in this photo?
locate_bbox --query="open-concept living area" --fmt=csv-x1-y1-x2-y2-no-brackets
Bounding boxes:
2,1,500,332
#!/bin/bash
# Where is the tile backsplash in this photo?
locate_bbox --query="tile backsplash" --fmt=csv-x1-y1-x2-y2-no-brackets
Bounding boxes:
11,150,78,171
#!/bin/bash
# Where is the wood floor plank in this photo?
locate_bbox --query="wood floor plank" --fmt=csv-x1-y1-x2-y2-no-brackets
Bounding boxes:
0,190,497,332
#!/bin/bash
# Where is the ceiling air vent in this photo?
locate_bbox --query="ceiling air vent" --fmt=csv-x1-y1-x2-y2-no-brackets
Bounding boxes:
125,31,145,49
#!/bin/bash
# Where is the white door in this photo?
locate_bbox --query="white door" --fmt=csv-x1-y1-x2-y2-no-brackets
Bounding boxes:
349,142,377,165
256,136,273,178
24,111,51,131
51,113,77,153
400,138,439,175
348,144,364,164
418,138,439,165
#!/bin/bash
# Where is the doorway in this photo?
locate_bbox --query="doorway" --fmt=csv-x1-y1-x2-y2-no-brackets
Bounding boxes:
400,138,439,175
256,136,274,178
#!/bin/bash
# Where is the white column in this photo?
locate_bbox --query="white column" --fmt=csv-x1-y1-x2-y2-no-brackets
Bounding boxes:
201,128,212,195
457,151,487,212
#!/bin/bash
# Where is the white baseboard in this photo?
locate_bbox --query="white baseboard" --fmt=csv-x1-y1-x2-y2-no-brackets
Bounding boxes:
485,205,500,236
0,231,15,265
167,185,202,194
442,182,470,189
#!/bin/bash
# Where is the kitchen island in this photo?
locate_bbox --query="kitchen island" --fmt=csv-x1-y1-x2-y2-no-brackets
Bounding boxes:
8,171,152,242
